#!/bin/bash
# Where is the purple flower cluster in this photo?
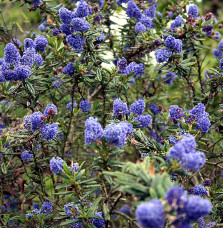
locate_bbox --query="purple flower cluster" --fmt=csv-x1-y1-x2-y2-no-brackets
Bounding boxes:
165,185,212,225
133,115,152,128
149,103,161,115
84,117,103,144
171,15,184,31
67,101,77,111
40,123,59,140
167,134,206,171
164,35,183,53
63,62,75,76
50,157,64,175
155,48,172,63
126,1,142,20
213,39,223,58
40,202,53,215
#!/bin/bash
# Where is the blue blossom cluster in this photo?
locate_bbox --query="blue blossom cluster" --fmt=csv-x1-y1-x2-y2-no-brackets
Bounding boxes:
50,157,64,175
52,75,63,88
103,121,133,147
187,5,198,18
80,99,91,113
163,72,178,85
133,115,152,128
23,104,58,140
84,117,103,144
117,57,145,78
67,101,77,111
188,185,208,197
135,199,165,228
149,103,161,115
0,39,45,82
63,62,75,76
213,39,223,58
113,98,129,118
168,103,211,133
165,185,212,226
167,134,206,171
21,151,33,162
25,202,53,219
130,99,145,115
171,15,184,32
59,2,91,52
64,202,105,228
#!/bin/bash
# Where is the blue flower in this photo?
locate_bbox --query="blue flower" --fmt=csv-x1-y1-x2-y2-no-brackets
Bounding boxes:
50,157,64,175
92,211,105,228
218,39,223,49
202,25,213,36
197,217,205,228
168,105,185,122
103,122,127,147
116,0,129,6
70,163,79,173
30,111,44,132
24,38,35,50
164,35,176,49
21,151,33,162
25,213,33,218
15,65,31,81
67,101,77,111
117,57,127,74
139,15,152,30
126,1,142,19
190,185,207,197
40,202,53,215
34,35,48,53
133,115,152,128
63,62,75,76
119,205,131,214
59,8,73,24
144,4,157,18
130,99,145,115
187,5,198,18
74,0,89,18
4,43,21,65
174,39,183,53
155,48,172,63
44,104,57,117
118,121,134,135
60,24,74,36
165,185,188,208
220,58,223,69
183,196,212,222
213,49,223,58
80,99,91,113
23,115,31,131
96,31,106,41
149,104,161,115
66,35,86,52
113,98,129,119
84,117,103,144
40,123,58,140
135,22,146,33
163,72,178,85
71,18,91,32
126,62,145,78
135,199,165,228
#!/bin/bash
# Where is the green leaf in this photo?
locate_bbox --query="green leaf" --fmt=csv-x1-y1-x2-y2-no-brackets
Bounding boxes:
55,183,71,190
86,197,102,216
1,163,7,174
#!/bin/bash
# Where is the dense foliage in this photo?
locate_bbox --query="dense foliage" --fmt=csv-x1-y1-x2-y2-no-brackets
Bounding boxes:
0,0,223,227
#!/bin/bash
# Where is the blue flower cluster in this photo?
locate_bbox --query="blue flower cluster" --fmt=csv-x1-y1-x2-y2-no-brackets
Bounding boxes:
67,101,77,111
117,57,145,78
103,122,133,147
84,117,103,144
0,39,44,82
213,39,223,58
165,185,212,226
187,5,198,18
25,202,53,219
113,98,129,118
59,2,90,52
130,99,145,115
64,202,105,228
80,99,91,113
149,103,161,115
135,199,165,228
163,72,178,85
133,115,152,128
50,157,64,175
23,104,58,140
189,185,208,197
63,62,75,76
21,151,33,162
171,15,184,32
168,103,211,133
52,75,63,88
167,134,206,171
